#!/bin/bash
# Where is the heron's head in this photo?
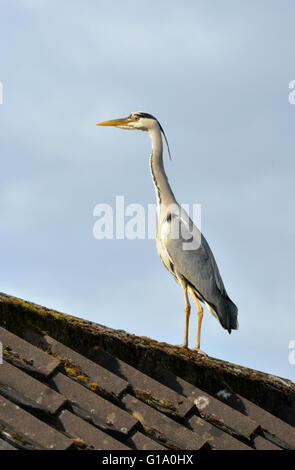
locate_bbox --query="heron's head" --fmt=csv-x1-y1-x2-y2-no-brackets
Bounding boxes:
97,111,159,131
97,111,172,159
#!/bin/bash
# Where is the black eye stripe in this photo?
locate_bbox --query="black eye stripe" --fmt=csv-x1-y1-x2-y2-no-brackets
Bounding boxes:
132,112,172,160
134,112,156,120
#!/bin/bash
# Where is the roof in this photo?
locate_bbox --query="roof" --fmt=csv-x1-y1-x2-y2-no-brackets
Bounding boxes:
0,291,294,450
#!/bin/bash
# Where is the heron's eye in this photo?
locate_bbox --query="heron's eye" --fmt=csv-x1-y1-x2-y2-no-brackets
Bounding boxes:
133,115,140,121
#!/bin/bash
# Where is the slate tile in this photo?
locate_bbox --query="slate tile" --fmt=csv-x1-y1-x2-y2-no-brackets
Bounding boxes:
150,365,258,439
0,395,73,450
188,415,252,450
216,389,295,450
58,409,131,450
122,394,208,450
0,360,66,414
253,435,281,450
0,327,60,378
0,437,17,450
31,334,128,399
89,345,193,418
52,372,137,437
130,431,166,450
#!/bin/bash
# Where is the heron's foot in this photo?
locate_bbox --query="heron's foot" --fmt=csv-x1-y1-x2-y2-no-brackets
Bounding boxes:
192,347,207,356
176,343,188,349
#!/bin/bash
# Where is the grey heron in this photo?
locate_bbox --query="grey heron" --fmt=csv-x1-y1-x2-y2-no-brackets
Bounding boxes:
97,112,238,355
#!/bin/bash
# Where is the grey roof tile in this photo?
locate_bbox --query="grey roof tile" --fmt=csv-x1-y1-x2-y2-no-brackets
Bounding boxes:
129,431,166,450
188,415,252,450
0,395,73,450
34,334,128,399
52,372,138,437
0,437,17,450
235,393,295,449
0,292,294,451
187,390,258,439
87,343,194,418
151,365,258,439
122,394,208,450
216,388,295,449
0,360,66,415
0,327,60,378
58,409,131,450
252,435,282,450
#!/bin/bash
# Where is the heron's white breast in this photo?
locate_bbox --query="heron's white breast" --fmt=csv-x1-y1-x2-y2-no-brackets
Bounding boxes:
156,219,174,275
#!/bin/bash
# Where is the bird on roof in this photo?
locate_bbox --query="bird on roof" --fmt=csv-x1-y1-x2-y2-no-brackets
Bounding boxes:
97,112,238,355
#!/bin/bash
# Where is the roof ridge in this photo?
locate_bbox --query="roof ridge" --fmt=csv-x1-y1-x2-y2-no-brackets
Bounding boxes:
0,291,294,451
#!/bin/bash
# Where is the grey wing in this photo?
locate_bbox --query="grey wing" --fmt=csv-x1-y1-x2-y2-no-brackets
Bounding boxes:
164,213,238,332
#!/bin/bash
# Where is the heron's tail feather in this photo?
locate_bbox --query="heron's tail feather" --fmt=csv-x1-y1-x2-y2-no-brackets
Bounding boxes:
206,297,238,334
218,297,238,333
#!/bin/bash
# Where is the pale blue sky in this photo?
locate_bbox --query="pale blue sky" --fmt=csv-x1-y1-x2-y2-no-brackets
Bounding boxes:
1,1,295,380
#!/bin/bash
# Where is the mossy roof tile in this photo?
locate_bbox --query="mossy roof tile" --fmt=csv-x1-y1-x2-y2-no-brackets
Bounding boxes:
0,292,294,451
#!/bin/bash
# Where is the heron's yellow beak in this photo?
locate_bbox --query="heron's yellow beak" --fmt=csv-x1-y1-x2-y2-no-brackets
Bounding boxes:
96,116,131,127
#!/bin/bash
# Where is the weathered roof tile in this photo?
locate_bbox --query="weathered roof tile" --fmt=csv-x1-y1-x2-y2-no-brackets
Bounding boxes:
129,431,166,450
189,389,258,439
0,292,294,451
252,435,281,450
52,372,138,437
0,327,60,378
0,395,73,450
216,389,295,449
58,409,131,450
188,415,252,450
122,394,208,450
33,334,128,399
0,437,17,450
0,360,66,415
152,365,258,439
89,344,194,418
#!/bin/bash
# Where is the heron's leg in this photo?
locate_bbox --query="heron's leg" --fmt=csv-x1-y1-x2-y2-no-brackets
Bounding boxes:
183,288,191,348
177,281,191,348
189,289,207,356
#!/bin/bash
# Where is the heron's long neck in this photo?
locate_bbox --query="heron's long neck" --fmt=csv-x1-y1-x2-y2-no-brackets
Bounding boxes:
148,127,176,210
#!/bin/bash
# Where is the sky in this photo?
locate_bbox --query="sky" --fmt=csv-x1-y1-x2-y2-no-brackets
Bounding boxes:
1,0,295,380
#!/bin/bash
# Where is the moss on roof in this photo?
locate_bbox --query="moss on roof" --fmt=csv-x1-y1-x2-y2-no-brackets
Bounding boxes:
0,291,294,418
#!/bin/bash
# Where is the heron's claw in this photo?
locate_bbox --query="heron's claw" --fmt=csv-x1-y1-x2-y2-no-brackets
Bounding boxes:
192,347,207,356
176,343,188,349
